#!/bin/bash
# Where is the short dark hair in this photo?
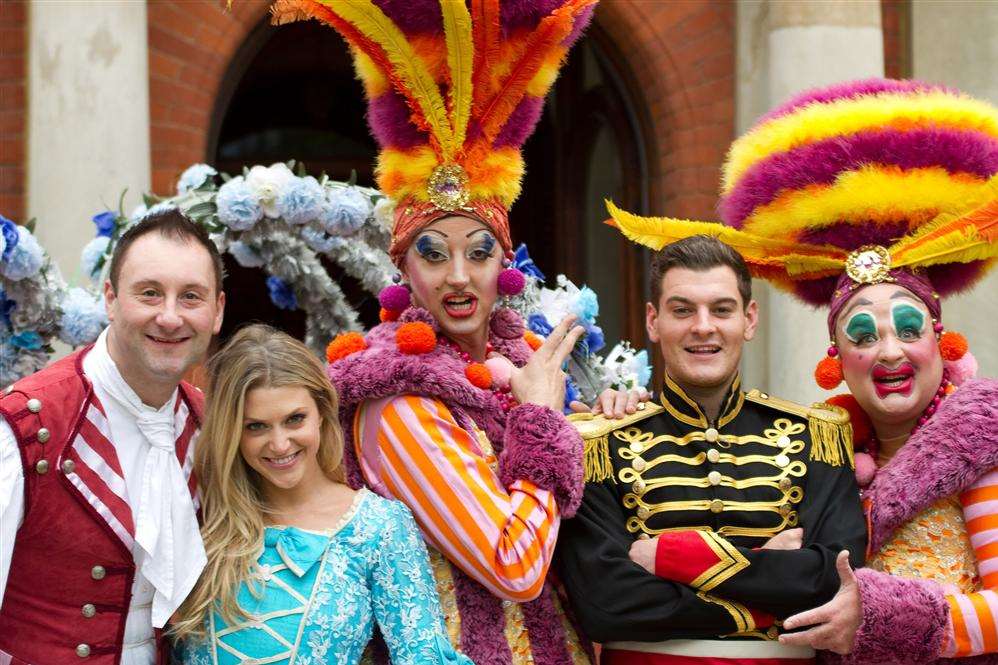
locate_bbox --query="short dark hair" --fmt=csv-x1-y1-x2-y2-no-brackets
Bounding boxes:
649,235,752,308
109,209,225,294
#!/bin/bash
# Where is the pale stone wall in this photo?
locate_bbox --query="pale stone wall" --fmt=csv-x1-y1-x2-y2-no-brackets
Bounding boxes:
911,1,998,379
736,0,884,403
26,2,151,280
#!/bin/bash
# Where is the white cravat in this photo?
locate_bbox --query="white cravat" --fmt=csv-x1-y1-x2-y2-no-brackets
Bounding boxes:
89,330,206,628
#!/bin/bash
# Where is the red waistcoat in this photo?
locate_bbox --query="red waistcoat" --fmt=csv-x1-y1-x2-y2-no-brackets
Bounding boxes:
0,348,203,665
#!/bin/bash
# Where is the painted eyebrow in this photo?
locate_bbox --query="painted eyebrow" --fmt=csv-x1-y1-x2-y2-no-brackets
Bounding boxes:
889,290,924,303
421,229,449,238
465,228,493,238
839,297,873,320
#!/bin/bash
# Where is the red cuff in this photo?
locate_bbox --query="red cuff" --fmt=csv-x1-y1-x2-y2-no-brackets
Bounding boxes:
654,529,750,592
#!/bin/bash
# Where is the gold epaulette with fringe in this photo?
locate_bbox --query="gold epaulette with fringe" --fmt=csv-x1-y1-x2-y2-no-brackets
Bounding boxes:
568,403,665,483
745,389,854,469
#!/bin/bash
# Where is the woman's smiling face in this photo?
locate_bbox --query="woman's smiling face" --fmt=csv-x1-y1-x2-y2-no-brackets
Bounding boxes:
834,283,944,428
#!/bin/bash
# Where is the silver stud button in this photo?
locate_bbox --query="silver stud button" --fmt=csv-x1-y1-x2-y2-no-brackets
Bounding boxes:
91,565,106,580
35,459,49,475
37,427,50,443
82,603,96,618
775,454,790,468
26,398,41,413
704,427,719,442
707,449,720,463
708,471,722,486
76,644,90,658
777,435,791,449
61,459,76,474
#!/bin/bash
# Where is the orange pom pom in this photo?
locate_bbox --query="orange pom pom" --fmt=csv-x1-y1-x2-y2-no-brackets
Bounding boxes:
326,332,367,363
396,322,436,355
814,356,843,390
380,307,400,322
825,393,872,446
465,363,493,389
938,331,968,361
523,331,543,351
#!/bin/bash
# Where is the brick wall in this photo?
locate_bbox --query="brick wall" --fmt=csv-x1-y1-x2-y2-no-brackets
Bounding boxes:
0,0,26,221
598,1,736,220
147,0,270,195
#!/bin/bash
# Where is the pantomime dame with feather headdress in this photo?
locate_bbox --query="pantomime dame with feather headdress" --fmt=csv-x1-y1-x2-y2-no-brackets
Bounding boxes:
603,79,998,664
269,1,597,664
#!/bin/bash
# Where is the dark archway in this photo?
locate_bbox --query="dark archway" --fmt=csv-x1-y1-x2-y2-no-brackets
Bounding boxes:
209,16,651,349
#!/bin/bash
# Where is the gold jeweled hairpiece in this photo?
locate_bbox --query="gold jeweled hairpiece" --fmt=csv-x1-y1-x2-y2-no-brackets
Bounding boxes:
845,245,893,285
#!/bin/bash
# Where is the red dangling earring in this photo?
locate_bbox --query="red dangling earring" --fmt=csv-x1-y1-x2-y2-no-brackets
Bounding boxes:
497,251,526,297
814,342,843,390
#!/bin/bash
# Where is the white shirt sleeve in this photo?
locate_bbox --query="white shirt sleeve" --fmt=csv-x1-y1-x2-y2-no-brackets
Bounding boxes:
0,416,24,606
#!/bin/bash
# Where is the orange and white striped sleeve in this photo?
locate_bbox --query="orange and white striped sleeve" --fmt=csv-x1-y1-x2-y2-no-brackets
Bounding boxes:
943,468,998,657
353,394,560,602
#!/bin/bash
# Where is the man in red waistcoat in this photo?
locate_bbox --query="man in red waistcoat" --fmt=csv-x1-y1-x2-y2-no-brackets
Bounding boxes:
0,209,225,665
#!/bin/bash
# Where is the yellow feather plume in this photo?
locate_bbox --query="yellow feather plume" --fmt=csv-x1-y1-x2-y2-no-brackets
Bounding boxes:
323,0,456,157
605,200,845,279
441,0,473,151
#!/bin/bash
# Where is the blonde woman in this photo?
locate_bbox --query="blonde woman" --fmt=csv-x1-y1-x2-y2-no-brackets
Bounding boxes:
171,324,470,665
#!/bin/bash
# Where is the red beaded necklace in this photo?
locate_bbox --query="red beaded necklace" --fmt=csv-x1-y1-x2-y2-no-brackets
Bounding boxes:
439,337,518,412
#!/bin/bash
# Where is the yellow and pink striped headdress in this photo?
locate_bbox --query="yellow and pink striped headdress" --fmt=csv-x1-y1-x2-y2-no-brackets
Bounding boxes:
609,78,998,308
271,0,596,264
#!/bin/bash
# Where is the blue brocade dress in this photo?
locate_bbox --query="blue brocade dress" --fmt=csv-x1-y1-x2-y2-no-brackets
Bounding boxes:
174,489,472,665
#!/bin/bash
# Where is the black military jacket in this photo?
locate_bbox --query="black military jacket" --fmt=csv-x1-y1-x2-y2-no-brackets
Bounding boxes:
557,374,867,643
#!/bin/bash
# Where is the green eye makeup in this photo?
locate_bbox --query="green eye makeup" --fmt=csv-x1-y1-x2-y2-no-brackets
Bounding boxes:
892,303,925,337
845,312,877,343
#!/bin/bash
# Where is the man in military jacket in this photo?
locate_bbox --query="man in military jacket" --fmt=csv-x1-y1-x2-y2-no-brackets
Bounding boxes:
558,236,866,664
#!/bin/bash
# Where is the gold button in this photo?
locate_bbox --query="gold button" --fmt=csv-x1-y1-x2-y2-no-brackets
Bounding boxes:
82,603,96,618
632,458,646,471
775,454,789,468
780,503,792,516
759,392,769,399
767,626,779,639
708,471,722,486
632,480,646,495
35,459,49,475
707,449,720,463
704,427,719,442
636,506,650,519
61,459,76,474
638,533,650,540
26,398,42,413
637,402,646,411
779,477,792,491
91,565,106,580
76,644,91,658
629,441,643,453
709,499,724,513
777,435,791,448
37,428,50,443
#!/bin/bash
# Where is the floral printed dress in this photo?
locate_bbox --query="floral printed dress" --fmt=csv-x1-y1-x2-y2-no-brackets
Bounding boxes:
174,489,471,665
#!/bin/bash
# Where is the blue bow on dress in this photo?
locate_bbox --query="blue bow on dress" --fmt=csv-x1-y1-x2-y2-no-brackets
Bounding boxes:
266,527,329,578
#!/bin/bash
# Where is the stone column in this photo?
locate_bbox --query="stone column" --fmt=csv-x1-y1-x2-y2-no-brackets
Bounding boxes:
736,0,883,403
27,2,151,277
911,1,998,379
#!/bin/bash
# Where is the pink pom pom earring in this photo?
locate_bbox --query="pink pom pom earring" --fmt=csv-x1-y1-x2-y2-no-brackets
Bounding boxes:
497,252,526,297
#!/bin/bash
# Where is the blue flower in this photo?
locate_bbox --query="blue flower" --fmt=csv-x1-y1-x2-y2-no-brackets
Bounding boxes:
300,224,340,254
0,215,19,261
177,164,217,194
527,313,553,338
91,211,118,238
10,330,43,351
319,186,372,236
80,236,111,280
276,176,324,226
563,376,581,414
58,288,108,347
575,286,599,323
584,322,605,354
634,349,652,387
512,243,545,282
266,276,298,310
0,290,14,329
216,176,263,231
0,226,44,281
227,241,266,268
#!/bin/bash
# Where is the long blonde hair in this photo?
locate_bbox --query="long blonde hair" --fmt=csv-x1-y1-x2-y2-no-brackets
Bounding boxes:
171,324,345,641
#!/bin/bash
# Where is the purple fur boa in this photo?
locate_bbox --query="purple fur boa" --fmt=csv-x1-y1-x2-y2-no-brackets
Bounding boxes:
864,379,998,553
327,306,586,664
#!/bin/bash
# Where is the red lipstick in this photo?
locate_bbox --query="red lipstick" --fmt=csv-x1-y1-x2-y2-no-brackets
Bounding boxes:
442,292,478,319
872,362,915,398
